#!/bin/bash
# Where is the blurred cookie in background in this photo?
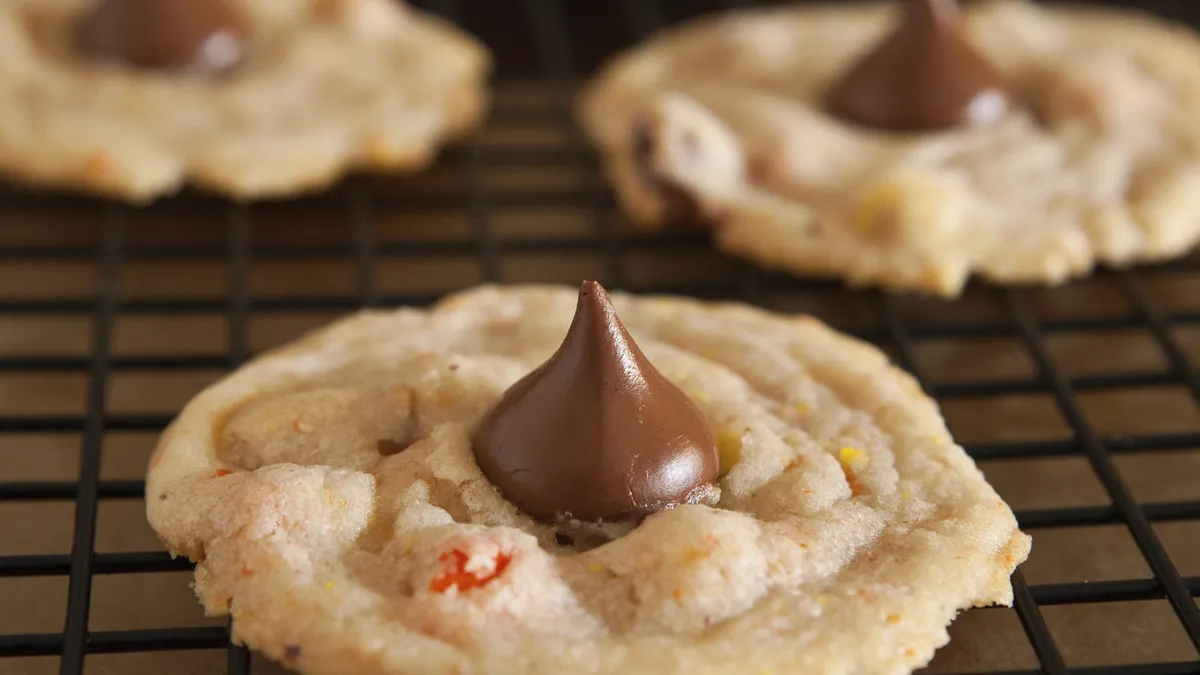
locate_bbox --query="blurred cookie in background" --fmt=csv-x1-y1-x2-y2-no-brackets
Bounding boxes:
578,0,1200,297
0,0,490,202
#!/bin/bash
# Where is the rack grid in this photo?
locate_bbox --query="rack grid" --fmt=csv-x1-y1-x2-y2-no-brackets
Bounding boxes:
1,0,1199,674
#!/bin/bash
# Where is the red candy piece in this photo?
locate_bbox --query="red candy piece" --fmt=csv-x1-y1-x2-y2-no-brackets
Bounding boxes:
429,549,512,593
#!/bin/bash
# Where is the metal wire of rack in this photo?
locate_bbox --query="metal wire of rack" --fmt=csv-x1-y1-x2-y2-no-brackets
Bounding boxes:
0,0,1199,674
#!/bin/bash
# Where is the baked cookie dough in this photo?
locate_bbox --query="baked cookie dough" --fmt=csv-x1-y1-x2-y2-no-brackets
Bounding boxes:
147,283,1029,675
578,0,1200,296
0,0,489,202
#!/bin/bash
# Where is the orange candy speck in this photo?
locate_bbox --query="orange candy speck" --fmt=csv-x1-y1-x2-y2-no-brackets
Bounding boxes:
429,549,512,593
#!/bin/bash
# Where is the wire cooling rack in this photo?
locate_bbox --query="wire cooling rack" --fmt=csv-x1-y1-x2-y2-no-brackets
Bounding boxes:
0,0,1199,674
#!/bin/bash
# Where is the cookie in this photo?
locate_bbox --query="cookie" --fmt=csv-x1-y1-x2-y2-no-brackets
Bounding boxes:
147,282,1029,675
578,0,1200,296
0,0,489,202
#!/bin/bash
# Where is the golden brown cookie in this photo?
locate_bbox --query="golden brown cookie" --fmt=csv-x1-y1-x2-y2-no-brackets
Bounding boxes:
147,284,1028,675
0,0,489,202
578,0,1200,296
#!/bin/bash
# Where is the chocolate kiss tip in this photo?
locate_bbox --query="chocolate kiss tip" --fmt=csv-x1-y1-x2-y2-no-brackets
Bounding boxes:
471,281,719,523
826,0,1010,132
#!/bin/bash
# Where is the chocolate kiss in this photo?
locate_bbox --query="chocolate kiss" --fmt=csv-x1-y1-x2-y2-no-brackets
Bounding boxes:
78,0,248,72
472,281,719,522
826,0,1011,132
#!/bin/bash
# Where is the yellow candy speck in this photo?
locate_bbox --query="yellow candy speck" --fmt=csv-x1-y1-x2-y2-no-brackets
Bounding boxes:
325,581,335,590
816,595,829,606
839,447,868,467
692,392,709,403
717,428,743,476
838,447,869,496
588,563,606,573
852,182,903,235
794,402,810,415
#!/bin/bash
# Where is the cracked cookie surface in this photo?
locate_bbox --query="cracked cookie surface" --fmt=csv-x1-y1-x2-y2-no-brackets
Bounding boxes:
147,284,1028,675
578,0,1200,296
0,0,488,202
